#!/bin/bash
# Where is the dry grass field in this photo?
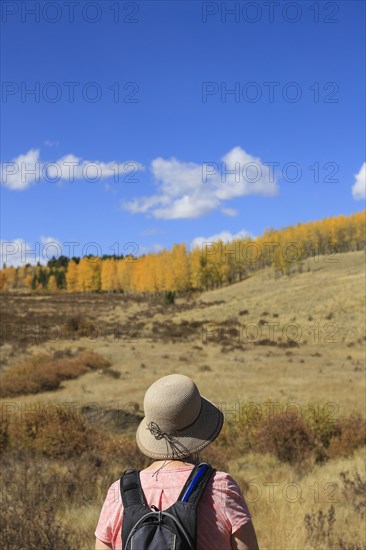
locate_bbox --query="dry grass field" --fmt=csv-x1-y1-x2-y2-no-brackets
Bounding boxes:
1,250,365,549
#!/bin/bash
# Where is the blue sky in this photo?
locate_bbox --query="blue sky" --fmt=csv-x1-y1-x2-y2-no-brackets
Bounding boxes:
1,0,365,265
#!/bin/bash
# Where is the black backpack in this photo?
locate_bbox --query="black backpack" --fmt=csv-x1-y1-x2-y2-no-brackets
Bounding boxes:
120,461,214,549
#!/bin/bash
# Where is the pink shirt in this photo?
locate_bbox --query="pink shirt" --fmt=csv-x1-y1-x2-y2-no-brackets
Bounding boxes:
95,465,251,550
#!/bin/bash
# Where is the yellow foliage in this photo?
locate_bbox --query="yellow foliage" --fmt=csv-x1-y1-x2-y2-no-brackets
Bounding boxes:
2,210,365,294
101,259,118,291
47,274,58,291
78,257,101,292
66,260,79,292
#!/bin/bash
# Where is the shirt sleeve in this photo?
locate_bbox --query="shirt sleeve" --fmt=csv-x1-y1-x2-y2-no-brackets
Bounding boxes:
95,483,119,544
223,475,252,534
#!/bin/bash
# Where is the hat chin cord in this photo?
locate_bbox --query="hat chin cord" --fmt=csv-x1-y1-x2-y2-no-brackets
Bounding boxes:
147,421,193,458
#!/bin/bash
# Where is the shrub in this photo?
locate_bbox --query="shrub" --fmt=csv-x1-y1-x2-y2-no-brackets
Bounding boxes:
256,413,316,464
303,403,342,462
0,355,64,396
3,403,149,467
327,413,366,459
74,350,111,370
53,358,90,380
0,351,111,397
15,408,94,459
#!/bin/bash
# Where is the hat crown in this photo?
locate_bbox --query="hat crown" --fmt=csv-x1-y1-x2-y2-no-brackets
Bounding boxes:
143,374,201,433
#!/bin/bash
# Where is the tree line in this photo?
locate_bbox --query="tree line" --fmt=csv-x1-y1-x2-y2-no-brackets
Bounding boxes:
1,210,364,293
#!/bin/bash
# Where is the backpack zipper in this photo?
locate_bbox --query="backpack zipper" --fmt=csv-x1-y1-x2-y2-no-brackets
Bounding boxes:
124,509,193,549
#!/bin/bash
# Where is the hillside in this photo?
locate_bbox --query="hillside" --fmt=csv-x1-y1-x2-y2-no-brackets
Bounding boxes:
1,249,365,550
1,250,365,415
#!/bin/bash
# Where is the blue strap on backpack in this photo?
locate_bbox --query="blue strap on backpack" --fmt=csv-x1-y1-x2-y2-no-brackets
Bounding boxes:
120,461,214,549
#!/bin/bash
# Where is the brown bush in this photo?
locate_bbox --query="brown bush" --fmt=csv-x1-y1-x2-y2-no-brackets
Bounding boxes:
15,408,95,459
0,356,61,396
74,350,111,370
3,404,149,468
327,413,366,459
0,350,111,397
302,403,342,462
255,413,316,464
52,358,90,380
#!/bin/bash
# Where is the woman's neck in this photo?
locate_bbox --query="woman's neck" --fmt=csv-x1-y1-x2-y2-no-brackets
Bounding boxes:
144,458,196,471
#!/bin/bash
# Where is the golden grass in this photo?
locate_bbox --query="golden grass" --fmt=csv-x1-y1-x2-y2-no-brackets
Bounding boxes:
235,448,366,550
0,250,365,549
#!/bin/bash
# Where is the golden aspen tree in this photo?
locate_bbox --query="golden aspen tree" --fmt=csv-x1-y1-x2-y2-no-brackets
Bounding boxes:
0,269,9,290
171,243,190,291
352,211,365,249
78,257,101,292
24,272,33,289
204,240,229,288
139,254,152,292
150,253,161,293
66,260,80,292
91,257,102,291
130,256,146,292
117,258,133,292
48,274,58,291
0,267,17,290
273,243,289,276
9,267,17,289
335,215,347,252
189,247,203,290
101,259,118,291
152,251,166,292
159,250,174,291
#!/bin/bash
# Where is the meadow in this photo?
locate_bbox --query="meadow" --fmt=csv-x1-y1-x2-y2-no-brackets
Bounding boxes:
1,250,365,549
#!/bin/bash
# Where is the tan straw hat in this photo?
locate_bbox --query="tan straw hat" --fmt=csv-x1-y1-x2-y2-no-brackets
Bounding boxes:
136,374,224,459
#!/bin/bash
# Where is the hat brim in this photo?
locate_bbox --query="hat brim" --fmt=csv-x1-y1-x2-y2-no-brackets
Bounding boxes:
136,397,224,460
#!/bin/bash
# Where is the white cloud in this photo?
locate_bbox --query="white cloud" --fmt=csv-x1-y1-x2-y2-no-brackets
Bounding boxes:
214,147,278,199
352,162,366,200
191,229,254,251
0,149,42,190
123,146,279,220
1,149,143,190
1,236,62,267
47,155,144,182
154,195,219,220
221,207,238,217
124,194,168,214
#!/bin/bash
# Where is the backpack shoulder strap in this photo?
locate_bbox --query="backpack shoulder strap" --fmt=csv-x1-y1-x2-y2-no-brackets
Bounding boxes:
120,468,146,508
177,462,214,507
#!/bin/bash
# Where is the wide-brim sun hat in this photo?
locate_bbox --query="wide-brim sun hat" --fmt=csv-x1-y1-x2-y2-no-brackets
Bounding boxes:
136,373,224,460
